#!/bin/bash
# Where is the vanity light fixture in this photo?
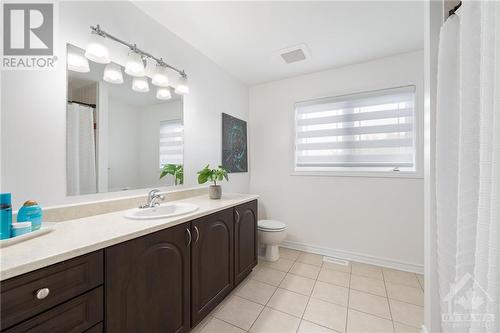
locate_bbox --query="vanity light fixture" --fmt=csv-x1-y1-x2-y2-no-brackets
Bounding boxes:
67,45,90,73
84,31,110,64
175,76,189,95
156,87,172,100
132,77,149,93
152,63,170,87
103,63,124,84
125,50,145,77
86,25,189,94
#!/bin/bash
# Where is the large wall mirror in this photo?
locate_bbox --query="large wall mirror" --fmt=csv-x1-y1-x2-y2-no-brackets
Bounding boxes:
66,44,184,196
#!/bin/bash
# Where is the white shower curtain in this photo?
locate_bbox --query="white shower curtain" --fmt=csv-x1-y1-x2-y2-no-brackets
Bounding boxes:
436,1,500,332
67,103,97,195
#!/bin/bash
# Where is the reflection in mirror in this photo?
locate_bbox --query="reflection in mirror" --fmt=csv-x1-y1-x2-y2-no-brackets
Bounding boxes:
66,44,184,196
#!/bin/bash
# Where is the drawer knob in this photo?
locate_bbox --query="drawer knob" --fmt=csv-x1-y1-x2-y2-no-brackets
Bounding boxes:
35,288,50,300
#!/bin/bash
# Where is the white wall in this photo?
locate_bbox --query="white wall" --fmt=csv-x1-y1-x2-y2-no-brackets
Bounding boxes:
249,51,424,270
1,1,249,208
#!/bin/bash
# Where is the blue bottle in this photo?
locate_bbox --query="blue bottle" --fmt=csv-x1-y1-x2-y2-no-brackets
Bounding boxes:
17,200,42,231
0,193,12,240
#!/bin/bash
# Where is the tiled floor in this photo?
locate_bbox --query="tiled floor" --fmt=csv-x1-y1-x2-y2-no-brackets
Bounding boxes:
193,248,424,333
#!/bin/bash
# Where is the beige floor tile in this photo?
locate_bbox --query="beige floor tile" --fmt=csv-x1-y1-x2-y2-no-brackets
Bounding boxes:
298,320,337,333
297,252,324,266
389,299,424,328
214,295,264,330
252,267,287,286
290,262,321,279
303,298,347,332
279,247,302,261
394,322,421,333
267,288,309,317
279,273,316,296
312,281,349,307
317,267,350,287
200,317,246,333
262,257,295,272
248,265,262,279
235,278,277,305
416,275,424,290
191,315,213,333
250,307,301,333
347,309,394,333
351,262,383,280
323,261,352,273
349,289,391,320
382,269,420,288
350,274,387,297
385,283,423,306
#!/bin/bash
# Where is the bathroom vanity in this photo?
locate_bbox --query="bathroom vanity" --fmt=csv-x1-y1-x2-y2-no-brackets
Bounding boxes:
0,195,258,333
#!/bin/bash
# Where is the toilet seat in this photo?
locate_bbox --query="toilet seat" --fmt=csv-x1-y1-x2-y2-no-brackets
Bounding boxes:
258,220,287,232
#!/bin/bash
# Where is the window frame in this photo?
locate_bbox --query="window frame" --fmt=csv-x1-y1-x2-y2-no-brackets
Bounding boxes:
158,119,184,170
291,85,423,179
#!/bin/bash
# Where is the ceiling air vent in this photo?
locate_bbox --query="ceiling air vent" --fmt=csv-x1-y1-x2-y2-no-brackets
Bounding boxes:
279,44,310,64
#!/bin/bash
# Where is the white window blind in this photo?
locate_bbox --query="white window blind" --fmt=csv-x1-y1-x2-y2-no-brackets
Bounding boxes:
294,86,416,172
159,120,183,168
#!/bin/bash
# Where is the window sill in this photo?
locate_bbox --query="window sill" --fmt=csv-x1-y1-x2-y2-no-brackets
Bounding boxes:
290,170,423,179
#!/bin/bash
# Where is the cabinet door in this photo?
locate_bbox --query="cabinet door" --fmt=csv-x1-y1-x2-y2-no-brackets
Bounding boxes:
105,222,191,333
191,209,234,326
234,200,258,285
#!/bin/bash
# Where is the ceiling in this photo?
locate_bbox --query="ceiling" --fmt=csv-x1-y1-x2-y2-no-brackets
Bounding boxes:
134,1,424,86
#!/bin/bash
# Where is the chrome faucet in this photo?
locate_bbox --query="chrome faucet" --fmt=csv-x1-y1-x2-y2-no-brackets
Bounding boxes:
140,189,164,208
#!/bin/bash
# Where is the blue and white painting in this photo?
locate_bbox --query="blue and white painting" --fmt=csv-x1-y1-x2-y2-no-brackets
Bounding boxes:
222,113,248,173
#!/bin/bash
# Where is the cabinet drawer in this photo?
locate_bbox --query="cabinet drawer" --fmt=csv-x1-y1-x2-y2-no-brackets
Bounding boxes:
4,287,103,333
1,251,103,330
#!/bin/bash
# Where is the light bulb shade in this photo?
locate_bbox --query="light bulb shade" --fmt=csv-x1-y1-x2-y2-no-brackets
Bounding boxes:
132,77,149,93
156,87,172,100
125,51,145,77
174,76,189,95
152,64,170,87
84,32,110,64
67,47,90,73
103,63,123,84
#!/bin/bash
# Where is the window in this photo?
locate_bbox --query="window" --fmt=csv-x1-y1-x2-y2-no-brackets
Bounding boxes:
159,120,183,168
294,86,417,175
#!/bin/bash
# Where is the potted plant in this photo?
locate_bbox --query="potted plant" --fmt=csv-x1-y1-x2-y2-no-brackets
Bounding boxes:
160,164,184,186
197,165,229,199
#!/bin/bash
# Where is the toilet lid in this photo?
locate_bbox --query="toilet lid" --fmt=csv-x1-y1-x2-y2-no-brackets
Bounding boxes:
258,220,287,231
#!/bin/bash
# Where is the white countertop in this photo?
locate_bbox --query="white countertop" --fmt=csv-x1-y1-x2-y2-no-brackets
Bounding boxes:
0,193,258,281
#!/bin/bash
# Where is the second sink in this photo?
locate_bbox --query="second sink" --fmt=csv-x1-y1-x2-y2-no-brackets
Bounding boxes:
125,203,199,220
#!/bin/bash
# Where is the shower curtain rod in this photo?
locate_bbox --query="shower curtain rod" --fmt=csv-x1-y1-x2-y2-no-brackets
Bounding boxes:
69,100,96,109
449,1,462,17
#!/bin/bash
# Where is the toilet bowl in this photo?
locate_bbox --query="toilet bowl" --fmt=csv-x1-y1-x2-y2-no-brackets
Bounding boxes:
258,220,287,262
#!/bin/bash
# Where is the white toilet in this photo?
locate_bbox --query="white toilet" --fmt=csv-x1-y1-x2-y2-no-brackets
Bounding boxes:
258,220,287,262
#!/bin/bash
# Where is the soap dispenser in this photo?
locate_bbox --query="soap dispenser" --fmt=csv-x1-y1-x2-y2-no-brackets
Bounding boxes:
0,193,12,239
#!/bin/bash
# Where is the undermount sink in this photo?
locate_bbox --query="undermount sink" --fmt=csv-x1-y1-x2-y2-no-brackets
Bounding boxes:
125,203,199,220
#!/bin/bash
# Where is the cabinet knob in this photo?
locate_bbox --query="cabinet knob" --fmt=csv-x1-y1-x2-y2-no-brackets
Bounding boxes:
35,288,50,300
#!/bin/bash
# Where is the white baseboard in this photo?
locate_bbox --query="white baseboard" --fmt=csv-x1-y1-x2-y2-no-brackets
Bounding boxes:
281,240,424,274
421,325,429,333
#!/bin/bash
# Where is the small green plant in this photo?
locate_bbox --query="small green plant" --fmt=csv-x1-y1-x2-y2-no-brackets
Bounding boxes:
160,164,184,185
197,165,229,186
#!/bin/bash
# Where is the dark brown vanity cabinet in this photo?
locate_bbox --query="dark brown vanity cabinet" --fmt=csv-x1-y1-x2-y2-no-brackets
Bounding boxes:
105,222,191,333
0,200,258,333
190,208,234,326
234,200,258,286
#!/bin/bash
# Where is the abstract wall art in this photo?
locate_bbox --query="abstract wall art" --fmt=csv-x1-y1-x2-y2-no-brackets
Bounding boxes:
222,113,248,173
